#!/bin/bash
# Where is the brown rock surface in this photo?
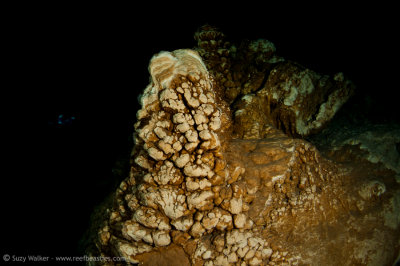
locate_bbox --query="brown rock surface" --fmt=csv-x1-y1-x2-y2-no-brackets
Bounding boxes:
194,25,355,138
84,27,400,265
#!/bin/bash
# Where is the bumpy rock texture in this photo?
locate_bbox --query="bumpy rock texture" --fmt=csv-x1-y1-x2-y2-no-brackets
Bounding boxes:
84,26,400,265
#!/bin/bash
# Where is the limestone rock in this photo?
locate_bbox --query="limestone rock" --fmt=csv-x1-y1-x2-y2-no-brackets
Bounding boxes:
311,122,400,174
84,26,400,266
194,25,355,138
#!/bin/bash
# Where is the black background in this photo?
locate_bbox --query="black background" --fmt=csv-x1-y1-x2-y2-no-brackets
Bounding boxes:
2,2,399,263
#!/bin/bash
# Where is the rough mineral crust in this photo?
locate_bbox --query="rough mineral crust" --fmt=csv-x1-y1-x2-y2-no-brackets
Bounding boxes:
194,25,355,138
310,122,400,175
84,27,400,265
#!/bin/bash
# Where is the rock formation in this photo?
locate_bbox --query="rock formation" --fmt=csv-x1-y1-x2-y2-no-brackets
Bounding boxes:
84,26,400,265
194,25,355,138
